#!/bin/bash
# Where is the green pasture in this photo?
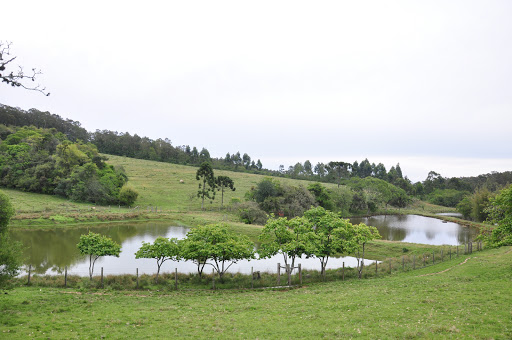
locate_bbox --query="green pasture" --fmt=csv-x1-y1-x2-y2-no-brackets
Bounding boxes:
1,247,511,338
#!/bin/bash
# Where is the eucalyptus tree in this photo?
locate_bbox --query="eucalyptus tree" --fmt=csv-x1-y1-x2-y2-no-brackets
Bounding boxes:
196,162,216,210
135,237,181,283
216,175,236,208
258,215,315,274
77,232,121,279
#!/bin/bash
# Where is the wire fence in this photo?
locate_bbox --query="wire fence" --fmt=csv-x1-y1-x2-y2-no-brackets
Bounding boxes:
19,241,483,291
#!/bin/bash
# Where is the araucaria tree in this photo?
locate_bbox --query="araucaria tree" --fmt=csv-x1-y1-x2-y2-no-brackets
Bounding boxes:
258,215,315,274
181,224,255,280
196,162,216,210
216,175,235,208
77,232,121,279
135,237,181,283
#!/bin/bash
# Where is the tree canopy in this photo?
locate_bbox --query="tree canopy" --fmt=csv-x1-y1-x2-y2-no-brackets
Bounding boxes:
181,224,255,279
0,189,22,286
484,184,512,247
135,237,181,282
0,126,131,204
77,232,121,279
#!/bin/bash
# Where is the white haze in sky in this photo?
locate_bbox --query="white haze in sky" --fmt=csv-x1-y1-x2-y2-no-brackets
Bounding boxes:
1,0,511,182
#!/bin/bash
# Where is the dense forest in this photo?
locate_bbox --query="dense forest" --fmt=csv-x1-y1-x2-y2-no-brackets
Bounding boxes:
0,125,136,205
1,103,511,217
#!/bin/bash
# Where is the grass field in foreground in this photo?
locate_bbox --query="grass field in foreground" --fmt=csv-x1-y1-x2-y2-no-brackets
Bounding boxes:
1,247,511,339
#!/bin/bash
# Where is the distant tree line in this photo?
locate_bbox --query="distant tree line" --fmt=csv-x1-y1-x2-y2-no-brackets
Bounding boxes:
2,103,510,208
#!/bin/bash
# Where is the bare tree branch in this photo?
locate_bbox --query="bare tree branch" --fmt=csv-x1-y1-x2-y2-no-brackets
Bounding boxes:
0,41,50,96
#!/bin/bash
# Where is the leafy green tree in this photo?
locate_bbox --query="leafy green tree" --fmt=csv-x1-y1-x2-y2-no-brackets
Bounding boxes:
216,176,235,208
485,184,512,247
196,162,216,210
358,159,373,178
347,223,380,278
0,189,22,286
181,224,255,279
77,232,121,279
259,215,315,274
304,207,353,277
256,159,263,170
308,183,334,210
135,237,181,282
0,189,14,234
242,153,251,169
314,162,326,177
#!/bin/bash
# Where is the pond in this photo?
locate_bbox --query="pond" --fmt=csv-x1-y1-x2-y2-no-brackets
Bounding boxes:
350,214,479,246
10,222,368,276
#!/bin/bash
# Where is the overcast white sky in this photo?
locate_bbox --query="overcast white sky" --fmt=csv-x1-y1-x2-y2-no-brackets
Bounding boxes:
1,1,512,182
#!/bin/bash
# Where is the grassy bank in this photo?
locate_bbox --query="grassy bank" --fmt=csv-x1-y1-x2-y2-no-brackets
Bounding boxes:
1,246,510,338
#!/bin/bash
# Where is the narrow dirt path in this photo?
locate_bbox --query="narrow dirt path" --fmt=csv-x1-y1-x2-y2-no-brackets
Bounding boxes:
416,257,472,277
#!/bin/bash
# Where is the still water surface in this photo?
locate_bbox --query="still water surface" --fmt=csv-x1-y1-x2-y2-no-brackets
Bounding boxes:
10,222,366,276
12,215,476,276
350,215,478,245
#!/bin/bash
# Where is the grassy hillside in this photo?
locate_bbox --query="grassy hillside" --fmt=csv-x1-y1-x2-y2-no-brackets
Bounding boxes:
5,154,460,230
1,246,511,338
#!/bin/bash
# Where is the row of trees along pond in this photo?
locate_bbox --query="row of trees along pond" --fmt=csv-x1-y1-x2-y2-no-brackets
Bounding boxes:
77,206,380,282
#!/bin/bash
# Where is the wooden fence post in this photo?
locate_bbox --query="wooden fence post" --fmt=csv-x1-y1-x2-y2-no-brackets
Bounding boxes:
212,269,215,290
27,264,31,285
342,262,345,281
251,266,254,289
101,267,104,288
64,266,68,287
298,264,302,286
175,268,178,290
432,252,435,264
287,264,291,286
441,249,444,261
375,261,378,275
136,268,139,289
277,263,281,286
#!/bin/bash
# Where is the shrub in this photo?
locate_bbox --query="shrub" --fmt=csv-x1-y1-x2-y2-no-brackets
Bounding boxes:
119,185,139,206
236,201,268,225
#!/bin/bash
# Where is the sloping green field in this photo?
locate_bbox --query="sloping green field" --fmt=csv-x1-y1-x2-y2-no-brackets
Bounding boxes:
5,154,456,228
1,247,511,339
